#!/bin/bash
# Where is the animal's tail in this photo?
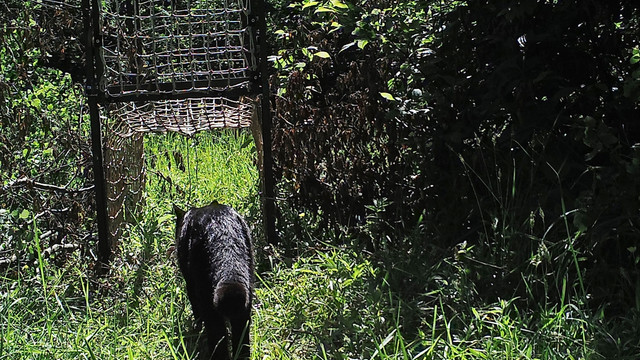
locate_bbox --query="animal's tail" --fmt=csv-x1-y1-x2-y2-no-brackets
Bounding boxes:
213,282,250,317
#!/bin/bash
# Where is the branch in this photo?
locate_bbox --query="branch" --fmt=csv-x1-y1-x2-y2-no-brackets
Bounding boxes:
4,177,94,194
0,242,81,268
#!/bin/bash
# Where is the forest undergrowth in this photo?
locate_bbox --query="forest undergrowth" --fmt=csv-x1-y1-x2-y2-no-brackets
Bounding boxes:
2,0,640,358
1,129,638,359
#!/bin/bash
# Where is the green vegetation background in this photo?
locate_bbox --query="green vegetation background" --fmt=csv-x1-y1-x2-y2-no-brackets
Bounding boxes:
1,0,640,359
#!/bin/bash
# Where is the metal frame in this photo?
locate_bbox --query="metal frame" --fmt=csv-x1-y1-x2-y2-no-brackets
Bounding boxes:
83,0,111,269
82,0,277,268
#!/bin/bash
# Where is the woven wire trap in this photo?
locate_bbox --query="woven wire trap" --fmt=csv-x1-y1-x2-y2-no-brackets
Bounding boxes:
87,0,263,244
98,0,257,135
105,97,253,136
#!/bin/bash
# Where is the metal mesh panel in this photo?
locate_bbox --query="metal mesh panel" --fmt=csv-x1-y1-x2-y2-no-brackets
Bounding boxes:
99,0,255,99
96,0,257,134
103,124,145,242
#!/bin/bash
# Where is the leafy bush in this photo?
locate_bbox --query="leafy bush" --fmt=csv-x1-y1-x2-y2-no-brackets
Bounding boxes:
270,0,431,240
269,0,640,313
1,1,93,271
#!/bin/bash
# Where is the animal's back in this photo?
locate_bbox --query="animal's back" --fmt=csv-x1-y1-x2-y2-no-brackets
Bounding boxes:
193,204,253,315
175,202,254,359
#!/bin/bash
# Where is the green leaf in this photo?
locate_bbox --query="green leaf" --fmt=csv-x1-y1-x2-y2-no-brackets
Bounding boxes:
330,0,349,9
315,6,337,13
301,47,313,60
314,51,331,59
631,47,640,64
379,92,396,101
357,39,369,49
339,42,356,53
329,21,343,33
19,209,30,219
301,1,318,9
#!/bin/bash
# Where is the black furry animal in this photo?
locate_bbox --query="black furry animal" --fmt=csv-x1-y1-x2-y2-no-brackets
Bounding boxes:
174,202,254,359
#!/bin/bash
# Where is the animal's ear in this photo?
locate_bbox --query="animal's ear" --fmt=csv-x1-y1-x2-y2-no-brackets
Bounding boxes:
173,204,185,226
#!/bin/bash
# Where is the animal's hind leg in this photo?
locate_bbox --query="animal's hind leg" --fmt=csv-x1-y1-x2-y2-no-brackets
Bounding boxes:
230,311,251,360
204,312,231,360
184,279,204,328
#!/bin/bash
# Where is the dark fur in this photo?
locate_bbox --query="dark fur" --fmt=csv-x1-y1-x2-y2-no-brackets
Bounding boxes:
175,202,254,360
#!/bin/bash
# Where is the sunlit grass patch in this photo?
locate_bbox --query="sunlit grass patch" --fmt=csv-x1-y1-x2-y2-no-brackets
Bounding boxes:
1,130,260,359
252,244,601,360
144,129,259,213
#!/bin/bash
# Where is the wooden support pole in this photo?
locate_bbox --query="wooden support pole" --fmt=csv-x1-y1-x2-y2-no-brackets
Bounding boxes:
259,96,277,246
88,98,111,268
83,0,111,269
253,0,278,245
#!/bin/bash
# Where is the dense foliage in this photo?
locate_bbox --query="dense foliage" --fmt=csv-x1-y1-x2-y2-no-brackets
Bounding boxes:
1,0,92,269
270,0,640,313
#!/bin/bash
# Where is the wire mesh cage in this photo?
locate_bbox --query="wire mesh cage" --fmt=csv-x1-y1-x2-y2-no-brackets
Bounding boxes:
99,0,256,96
94,0,259,134
82,0,273,265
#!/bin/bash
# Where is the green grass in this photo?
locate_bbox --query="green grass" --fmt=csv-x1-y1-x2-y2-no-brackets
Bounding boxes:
0,242,603,359
253,245,601,360
0,130,636,359
1,130,258,359
144,130,260,212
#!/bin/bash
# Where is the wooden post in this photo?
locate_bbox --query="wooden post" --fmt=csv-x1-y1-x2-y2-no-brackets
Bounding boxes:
258,96,277,245
253,0,278,245
83,0,111,269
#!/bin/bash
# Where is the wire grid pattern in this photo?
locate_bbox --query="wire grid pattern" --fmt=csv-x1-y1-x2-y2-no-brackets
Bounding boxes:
103,122,145,242
100,0,255,96
98,0,256,134
89,0,260,245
